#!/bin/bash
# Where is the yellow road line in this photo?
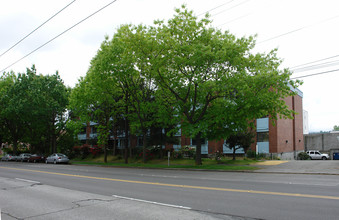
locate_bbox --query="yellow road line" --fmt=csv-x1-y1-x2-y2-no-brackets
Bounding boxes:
1,166,339,200
257,161,289,166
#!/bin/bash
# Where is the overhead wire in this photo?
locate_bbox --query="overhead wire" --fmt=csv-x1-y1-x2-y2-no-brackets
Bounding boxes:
0,0,76,58
0,0,119,73
257,14,339,44
290,54,339,69
197,0,236,17
210,0,251,18
217,13,251,28
291,68,339,79
291,60,339,73
290,55,339,79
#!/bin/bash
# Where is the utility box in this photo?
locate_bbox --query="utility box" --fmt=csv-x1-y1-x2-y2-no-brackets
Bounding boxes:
333,153,339,160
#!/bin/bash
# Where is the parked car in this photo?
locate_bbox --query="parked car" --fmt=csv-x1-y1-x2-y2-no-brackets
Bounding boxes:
306,150,330,160
1,154,17,161
1,154,18,161
17,153,32,162
45,153,69,164
27,154,45,163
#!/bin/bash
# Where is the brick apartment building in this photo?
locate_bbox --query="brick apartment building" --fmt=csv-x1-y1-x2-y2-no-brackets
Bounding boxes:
79,87,304,160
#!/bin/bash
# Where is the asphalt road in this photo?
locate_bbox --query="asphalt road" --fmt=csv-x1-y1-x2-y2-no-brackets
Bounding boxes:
1,161,339,220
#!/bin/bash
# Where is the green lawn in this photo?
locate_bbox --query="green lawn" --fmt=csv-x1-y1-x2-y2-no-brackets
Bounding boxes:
71,155,260,171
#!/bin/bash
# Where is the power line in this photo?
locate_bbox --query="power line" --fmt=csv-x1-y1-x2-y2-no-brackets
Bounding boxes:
210,0,251,18
0,0,118,73
291,59,339,73
0,0,76,58
290,54,339,69
197,0,235,17
257,14,339,44
291,68,339,79
217,13,250,28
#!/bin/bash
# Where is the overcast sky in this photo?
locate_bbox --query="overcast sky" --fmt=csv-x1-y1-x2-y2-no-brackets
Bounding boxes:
1,0,339,132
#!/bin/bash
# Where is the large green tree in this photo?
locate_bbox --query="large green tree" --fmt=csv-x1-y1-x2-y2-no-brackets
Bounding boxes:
0,72,21,154
149,6,300,165
0,66,68,154
69,71,123,163
91,27,167,163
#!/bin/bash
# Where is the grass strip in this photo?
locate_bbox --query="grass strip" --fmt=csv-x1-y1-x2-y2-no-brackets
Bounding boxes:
71,161,259,171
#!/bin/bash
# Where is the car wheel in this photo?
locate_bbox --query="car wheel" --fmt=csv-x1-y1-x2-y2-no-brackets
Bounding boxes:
322,156,327,160
45,160,48,164
33,159,36,163
53,160,57,164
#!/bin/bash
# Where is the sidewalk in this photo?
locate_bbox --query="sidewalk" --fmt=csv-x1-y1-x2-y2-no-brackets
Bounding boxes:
253,160,339,175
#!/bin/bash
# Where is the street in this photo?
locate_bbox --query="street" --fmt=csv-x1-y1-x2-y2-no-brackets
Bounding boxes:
1,161,339,219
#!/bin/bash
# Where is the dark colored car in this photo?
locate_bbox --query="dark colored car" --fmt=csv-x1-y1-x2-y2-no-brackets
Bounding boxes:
27,154,45,163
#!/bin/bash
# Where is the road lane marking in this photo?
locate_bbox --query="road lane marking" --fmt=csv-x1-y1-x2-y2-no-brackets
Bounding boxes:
112,195,191,209
257,161,289,165
2,166,339,201
15,178,40,184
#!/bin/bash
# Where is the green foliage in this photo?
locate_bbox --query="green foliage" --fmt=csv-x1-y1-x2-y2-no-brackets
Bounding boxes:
67,5,301,166
246,149,268,160
173,146,196,159
298,152,310,160
0,66,68,155
334,125,339,131
226,130,255,160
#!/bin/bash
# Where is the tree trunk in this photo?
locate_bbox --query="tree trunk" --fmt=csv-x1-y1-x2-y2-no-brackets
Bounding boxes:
142,130,147,163
13,140,18,156
104,143,107,163
124,92,129,164
113,123,117,156
232,147,236,160
195,132,202,165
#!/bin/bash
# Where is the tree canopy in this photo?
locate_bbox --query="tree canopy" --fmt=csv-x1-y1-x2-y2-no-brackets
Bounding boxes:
72,5,300,165
0,66,69,155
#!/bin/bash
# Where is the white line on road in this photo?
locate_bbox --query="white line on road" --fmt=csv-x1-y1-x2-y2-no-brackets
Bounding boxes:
112,195,191,210
15,178,40,184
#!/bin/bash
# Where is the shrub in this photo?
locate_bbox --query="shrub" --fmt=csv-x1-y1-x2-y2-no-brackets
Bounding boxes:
179,146,196,159
172,150,183,159
246,150,268,160
137,146,164,161
298,152,310,160
214,150,223,161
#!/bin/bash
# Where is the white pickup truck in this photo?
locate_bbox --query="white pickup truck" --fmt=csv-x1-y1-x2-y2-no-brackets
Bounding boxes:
306,150,330,160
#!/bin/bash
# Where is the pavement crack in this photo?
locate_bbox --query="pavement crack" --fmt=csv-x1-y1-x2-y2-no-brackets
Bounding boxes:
0,182,41,191
2,211,22,220
72,198,115,207
24,198,114,219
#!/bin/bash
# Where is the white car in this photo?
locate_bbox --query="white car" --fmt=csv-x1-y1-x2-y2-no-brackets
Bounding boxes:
306,150,329,160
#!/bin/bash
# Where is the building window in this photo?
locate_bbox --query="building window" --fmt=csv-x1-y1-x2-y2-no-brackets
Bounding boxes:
257,132,269,142
257,117,269,132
